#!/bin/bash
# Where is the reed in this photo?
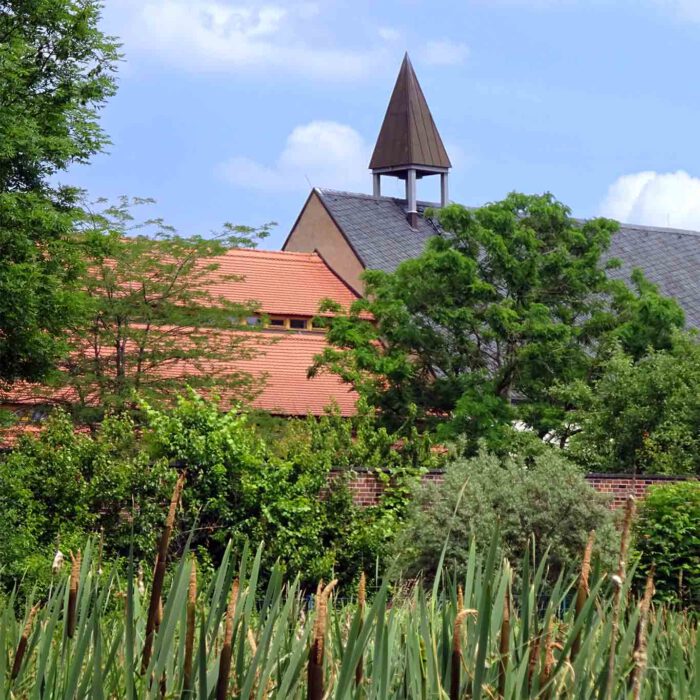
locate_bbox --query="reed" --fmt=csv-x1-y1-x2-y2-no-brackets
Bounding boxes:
141,470,186,674
605,495,636,700
10,603,39,681
355,572,366,689
66,550,81,639
182,558,197,696
0,496,696,699
215,577,239,700
571,530,595,660
630,568,655,700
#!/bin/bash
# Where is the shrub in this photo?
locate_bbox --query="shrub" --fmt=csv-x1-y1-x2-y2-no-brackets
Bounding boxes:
392,447,618,581
0,410,172,589
0,392,434,591
141,393,430,587
634,480,700,606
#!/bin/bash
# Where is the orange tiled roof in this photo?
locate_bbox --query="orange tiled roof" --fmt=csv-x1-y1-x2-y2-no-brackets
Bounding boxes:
203,249,360,317
236,331,358,416
1,329,358,426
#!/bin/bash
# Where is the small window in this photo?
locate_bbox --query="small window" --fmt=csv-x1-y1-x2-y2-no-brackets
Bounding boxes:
289,318,307,330
269,318,285,328
31,407,48,422
246,316,260,327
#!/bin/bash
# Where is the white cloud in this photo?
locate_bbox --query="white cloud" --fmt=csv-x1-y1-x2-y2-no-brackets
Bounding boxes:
600,170,700,230
113,0,383,80
420,40,470,66
219,121,370,192
378,26,401,42
651,0,700,22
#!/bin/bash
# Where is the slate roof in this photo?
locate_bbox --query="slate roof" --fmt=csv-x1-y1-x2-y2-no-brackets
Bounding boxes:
316,188,700,329
317,189,441,271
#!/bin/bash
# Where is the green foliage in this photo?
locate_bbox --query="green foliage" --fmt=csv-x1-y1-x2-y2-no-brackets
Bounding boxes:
634,481,700,606
0,0,119,383
313,193,684,450
393,446,618,581
141,393,430,586
0,410,172,589
38,197,271,421
0,391,430,590
2,537,697,698
568,334,700,475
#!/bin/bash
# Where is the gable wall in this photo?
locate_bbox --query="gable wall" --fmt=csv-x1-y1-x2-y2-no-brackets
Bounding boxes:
283,192,366,294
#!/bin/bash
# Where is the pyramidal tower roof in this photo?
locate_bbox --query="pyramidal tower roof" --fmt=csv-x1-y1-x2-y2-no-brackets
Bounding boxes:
369,53,451,172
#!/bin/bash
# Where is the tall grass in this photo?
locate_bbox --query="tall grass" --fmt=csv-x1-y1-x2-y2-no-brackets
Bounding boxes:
1,482,697,698
1,541,696,698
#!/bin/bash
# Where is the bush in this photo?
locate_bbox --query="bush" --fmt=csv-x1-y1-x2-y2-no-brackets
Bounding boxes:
0,410,172,589
142,393,431,587
0,392,435,591
392,447,618,581
634,480,700,607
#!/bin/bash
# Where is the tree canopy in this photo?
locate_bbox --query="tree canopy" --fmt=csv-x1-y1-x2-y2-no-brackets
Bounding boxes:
313,193,685,448
41,198,273,421
0,0,119,384
567,334,700,475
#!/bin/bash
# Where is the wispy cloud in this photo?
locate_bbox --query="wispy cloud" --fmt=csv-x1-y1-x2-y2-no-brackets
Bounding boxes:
651,0,700,22
218,121,371,192
420,39,470,66
378,26,402,42
113,0,386,81
600,170,700,230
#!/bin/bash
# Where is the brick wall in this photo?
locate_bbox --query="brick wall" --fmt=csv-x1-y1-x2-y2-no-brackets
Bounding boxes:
583,473,687,508
332,469,689,508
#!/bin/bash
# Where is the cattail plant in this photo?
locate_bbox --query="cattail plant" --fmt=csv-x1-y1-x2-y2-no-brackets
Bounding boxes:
10,603,40,681
142,470,186,674
182,558,197,697
216,577,239,700
1,523,697,698
67,550,81,639
498,586,511,698
538,617,556,700
450,609,470,700
308,579,338,700
604,494,636,700
355,572,366,688
571,530,595,660
630,568,655,700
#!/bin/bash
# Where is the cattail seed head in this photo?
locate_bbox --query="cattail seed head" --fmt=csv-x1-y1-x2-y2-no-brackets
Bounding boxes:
67,550,81,639
358,572,366,611
11,603,40,681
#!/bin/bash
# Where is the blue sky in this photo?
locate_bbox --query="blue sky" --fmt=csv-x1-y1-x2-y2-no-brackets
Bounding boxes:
68,0,700,249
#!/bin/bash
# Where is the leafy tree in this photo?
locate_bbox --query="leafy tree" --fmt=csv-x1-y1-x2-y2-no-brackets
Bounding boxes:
0,0,119,384
14,198,273,421
567,335,700,475
142,392,435,586
312,193,684,447
634,481,700,607
392,445,618,582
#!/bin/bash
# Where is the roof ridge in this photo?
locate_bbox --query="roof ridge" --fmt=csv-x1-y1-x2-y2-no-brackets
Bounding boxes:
317,187,440,208
617,221,700,238
223,248,320,260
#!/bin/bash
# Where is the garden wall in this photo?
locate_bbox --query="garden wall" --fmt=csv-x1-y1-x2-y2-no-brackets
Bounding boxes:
333,469,690,508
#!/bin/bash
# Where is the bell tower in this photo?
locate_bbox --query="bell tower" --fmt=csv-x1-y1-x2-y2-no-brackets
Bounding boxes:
369,53,451,227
